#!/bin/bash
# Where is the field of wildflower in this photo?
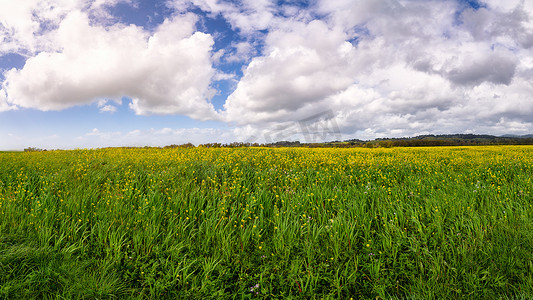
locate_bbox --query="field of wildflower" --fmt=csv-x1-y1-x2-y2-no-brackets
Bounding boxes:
1,146,533,298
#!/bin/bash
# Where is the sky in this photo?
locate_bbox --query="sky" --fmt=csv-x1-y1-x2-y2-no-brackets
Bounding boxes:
1,0,533,150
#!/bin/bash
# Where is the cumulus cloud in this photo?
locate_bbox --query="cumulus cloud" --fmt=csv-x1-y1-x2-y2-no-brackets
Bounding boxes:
221,0,533,139
223,20,357,124
224,41,256,63
2,10,219,120
0,0,136,55
169,0,305,36
97,99,118,113
0,0,76,54
0,88,16,112
443,50,518,86
460,3,533,49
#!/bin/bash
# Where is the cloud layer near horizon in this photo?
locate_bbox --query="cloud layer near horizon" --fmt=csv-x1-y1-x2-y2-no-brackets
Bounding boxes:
2,0,533,143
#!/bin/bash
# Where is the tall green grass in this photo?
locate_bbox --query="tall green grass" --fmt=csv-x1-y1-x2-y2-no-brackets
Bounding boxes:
1,146,533,298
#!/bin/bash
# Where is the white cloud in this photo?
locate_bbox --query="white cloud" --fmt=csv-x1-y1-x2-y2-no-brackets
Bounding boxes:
169,0,280,34
3,10,220,120
460,3,533,49
0,0,69,54
224,41,255,63
165,0,191,12
0,0,133,55
442,49,518,86
220,0,533,139
91,0,132,9
223,20,358,124
212,72,235,81
97,99,118,113
0,88,16,111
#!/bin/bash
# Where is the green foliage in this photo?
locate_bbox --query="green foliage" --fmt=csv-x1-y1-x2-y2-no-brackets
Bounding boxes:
0,146,533,298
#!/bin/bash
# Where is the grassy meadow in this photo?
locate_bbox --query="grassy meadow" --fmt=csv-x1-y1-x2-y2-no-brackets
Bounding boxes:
1,146,533,299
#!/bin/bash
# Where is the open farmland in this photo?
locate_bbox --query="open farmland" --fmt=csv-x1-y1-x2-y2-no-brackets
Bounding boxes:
1,146,533,299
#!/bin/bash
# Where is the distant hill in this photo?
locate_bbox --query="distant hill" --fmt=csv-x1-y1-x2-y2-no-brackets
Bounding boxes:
500,134,533,138
337,134,533,148
163,134,533,149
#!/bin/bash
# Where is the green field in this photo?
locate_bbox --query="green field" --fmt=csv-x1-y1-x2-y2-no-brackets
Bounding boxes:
1,146,533,299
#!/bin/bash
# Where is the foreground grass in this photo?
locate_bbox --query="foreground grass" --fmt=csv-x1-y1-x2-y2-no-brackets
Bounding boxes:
1,146,533,299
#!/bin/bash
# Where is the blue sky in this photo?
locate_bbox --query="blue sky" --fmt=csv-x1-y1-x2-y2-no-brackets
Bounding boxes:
1,0,533,150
